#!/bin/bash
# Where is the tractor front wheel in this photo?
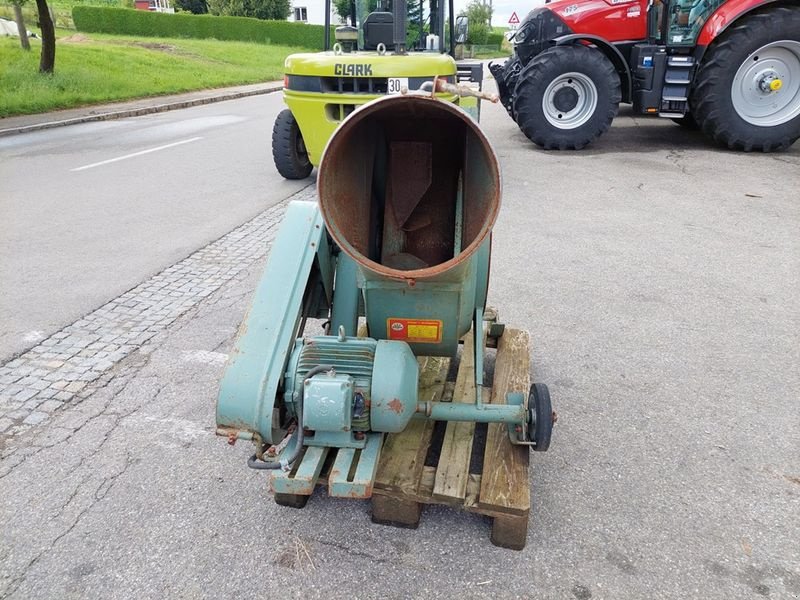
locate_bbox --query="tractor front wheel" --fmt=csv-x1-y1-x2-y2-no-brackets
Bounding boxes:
272,108,313,179
513,45,621,150
691,7,800,151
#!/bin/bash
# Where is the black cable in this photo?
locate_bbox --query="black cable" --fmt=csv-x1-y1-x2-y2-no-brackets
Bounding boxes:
247,364,334,471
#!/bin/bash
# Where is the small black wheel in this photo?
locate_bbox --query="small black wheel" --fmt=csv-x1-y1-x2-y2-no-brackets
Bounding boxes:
274,492,310,509
691,6,800,151
529,383,553,452
272,108,313,179
513,45,621,150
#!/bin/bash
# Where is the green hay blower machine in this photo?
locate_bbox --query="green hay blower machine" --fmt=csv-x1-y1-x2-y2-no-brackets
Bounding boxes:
271,0,488,179
218,92,555,519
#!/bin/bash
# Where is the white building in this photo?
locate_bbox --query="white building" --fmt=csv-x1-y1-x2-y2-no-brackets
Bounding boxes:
288,0,338,25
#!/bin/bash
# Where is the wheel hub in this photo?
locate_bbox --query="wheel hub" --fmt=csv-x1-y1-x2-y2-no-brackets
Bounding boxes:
553,86,580,112
731,40,800,126
542,72,599,130
756,70,781,93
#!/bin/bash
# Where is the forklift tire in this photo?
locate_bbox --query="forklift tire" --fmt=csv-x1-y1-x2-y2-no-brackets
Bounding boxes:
513,45,621,150
529,383,553,452
272,108,313,179
691,6,800,151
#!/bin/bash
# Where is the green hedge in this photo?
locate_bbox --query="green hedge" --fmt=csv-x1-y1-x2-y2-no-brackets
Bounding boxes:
72,6,331,48
486,32,504,47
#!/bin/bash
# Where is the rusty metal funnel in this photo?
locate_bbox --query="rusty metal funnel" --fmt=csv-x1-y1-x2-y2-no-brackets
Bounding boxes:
317,94,501,283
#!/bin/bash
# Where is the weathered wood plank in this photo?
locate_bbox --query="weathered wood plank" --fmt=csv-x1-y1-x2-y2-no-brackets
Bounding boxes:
371,495,421,528
374,463,527,517
478,328,531,515
490,513,529,550
373,356,449,496
432,331,481,502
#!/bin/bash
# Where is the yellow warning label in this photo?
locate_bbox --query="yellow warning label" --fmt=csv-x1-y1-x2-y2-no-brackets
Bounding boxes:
387,318,443,343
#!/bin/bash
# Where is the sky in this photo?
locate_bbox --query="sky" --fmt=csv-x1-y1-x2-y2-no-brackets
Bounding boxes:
303,0,546,31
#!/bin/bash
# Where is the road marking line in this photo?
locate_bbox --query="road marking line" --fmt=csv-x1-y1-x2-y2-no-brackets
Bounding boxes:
71,136,203,171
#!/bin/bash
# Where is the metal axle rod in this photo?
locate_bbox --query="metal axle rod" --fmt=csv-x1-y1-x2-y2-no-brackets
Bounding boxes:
416,400,526,424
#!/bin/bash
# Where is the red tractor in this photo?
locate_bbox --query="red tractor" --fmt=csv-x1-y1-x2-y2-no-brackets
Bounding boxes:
490,0,800,150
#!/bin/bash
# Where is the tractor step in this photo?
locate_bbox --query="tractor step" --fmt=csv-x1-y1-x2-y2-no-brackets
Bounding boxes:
266,311,536,550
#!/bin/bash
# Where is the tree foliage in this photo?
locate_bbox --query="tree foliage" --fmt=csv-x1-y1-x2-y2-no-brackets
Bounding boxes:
460,0,491,45
174,0,208,14
207,0,289,20
333,0,377,25
332,0,426,47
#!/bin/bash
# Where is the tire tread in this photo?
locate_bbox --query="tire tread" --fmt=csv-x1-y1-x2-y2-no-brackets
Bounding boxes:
691,7,800,152
514,45,621,150
272,108,313,179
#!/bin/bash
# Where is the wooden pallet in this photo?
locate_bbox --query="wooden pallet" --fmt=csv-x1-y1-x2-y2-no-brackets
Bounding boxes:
270,324,533,550
370,327,532,550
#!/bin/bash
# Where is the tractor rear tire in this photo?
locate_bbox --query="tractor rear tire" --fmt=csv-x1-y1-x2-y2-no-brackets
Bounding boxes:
691,6,800,151
272,108,313,179
513,45,621,150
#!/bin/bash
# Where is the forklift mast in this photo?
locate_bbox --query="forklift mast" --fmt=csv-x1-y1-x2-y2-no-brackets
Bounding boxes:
323,0,456,56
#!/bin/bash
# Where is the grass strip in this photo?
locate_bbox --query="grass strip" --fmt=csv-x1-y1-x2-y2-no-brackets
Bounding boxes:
0,32,297,117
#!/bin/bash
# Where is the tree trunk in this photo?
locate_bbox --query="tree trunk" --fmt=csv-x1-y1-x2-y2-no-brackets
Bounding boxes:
35,0,55,73
12,3,31,51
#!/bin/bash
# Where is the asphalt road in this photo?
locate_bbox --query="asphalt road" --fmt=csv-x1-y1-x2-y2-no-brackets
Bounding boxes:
0,93,307,361
1,87,799,599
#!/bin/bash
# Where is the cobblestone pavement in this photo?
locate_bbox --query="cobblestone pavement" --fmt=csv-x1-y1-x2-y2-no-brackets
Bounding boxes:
0,185,313,443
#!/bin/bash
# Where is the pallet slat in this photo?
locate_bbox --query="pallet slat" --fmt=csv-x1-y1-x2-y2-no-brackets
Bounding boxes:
478,328,531,515
432,332,479,502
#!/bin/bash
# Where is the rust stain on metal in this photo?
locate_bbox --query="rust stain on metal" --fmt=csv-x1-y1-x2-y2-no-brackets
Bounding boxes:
316,94,500,284
387,398,404,414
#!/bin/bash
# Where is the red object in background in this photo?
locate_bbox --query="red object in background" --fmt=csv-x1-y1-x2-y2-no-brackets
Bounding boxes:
695,0,764,45
548,0,649,43
134,0,150,9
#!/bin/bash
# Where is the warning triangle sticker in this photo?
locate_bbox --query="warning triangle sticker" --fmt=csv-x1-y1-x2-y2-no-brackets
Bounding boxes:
508,11,520,24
